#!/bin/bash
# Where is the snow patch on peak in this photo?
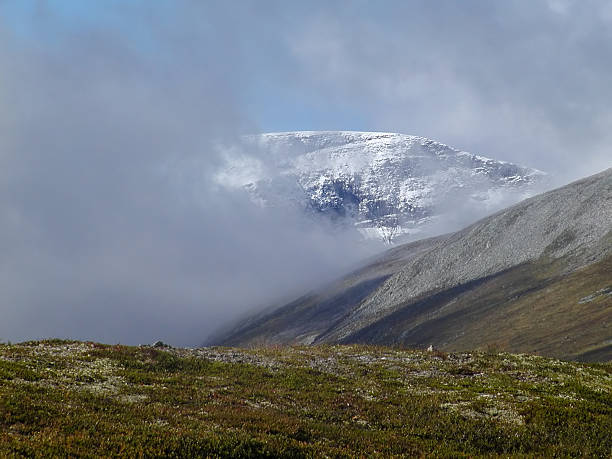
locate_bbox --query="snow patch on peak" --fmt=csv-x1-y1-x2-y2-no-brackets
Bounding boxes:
217,131,547,243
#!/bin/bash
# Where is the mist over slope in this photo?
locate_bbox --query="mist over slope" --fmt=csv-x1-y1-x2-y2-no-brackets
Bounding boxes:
210,168,612,361
217,131,546,242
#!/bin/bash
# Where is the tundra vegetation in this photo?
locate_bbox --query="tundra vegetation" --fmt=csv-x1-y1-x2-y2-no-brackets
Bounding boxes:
0,340,610,457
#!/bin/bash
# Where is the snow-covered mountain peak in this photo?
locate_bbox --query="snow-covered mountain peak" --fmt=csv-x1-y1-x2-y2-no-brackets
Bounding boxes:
217,131,547,243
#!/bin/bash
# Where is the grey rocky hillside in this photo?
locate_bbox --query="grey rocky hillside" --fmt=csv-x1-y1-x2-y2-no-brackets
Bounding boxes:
206,234,449,347
209,168,611,353
320,168,612,342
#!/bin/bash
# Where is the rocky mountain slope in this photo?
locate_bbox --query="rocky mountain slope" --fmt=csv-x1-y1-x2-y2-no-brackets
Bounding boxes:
217,131,545,242
210,168,612,361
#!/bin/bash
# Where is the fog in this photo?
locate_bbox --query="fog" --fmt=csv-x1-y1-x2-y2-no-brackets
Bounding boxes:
0,3,377,346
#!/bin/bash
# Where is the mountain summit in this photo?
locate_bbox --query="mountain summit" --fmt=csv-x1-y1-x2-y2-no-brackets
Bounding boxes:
217,131,546,242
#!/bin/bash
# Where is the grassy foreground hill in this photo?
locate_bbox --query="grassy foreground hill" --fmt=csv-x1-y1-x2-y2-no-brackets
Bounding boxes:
1,341,611,457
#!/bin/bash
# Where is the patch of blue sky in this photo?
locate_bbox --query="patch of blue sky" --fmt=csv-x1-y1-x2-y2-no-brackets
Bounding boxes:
246,86,368,134
0,0,169,56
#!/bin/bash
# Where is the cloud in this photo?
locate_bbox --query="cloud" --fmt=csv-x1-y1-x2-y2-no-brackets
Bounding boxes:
287,1,612,182
546,0,574,15
0,3,377,346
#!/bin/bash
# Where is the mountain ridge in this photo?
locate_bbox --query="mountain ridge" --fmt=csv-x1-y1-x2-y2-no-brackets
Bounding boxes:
210,168,612,361
321,167,612,343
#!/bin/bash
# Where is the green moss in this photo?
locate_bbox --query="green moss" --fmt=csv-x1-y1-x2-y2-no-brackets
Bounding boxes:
0,360,41,382
0,341,610,457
